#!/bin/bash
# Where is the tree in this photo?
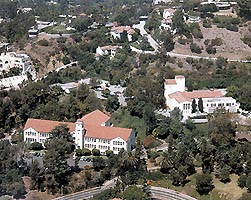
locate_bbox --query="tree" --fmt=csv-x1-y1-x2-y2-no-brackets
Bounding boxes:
198,98,203,113
29,142,44,151
92,148,101,156
238,0,251,20
192,99,197,113
196,173,214,195
145,10,161,32
93,157,106,171
7,182,26,199
123,185,145,200
238,175,247,188
73,17,93,32
159,30,175,52
82,148,91,156
246,175,251,192
208,109,236,147
217,166,230,183
172,10,189,36
105,96,120,112
29,160,43,190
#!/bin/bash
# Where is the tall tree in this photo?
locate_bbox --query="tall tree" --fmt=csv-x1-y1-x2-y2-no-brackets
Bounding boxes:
192,99,197,113
196,173,214,195
198,98,203,113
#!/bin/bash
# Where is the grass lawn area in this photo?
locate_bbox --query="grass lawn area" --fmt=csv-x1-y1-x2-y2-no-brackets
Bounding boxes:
151,173,245,200
44,25,76,34
111,108,147,140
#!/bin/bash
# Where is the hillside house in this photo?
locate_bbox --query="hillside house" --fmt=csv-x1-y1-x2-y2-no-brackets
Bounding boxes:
96,45,122,59
164,75,240,119
110,26,136,42
0,52,31,74
24,110,135,154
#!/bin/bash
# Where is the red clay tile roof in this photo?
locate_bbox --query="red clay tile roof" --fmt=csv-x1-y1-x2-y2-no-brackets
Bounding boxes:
79,109,110,126
24,118,75,133
85,125,132,141
24,110,132,141
175,75,185,79
111,26,135,35
169,90,224,103
165,79,177,85
169,92,189,103
100,45,121,51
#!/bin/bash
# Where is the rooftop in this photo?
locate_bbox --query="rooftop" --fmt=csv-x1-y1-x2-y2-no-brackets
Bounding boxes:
78,109,110,126
169,90,224,103
24,118,75,133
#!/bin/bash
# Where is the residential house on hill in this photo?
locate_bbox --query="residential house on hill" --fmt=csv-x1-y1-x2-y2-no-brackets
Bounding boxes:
0,52,31,74
24,110,135,154
164,75,240,119
96,45,122,59
110,26,136,42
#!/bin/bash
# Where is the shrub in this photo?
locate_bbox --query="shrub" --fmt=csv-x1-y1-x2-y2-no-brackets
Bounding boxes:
178,37,188,45
105,150,113,157
211,37,222,46
37,39,50,46
92,148,100,156
29,142,44,150
204,39,210,45
76,149,84,156
203,19,212,28
186,57,194,64
206,45,216,54
82,148,91,156
190,43,202,54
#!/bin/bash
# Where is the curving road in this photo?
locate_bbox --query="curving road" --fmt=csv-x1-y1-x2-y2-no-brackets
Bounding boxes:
53,185,197,200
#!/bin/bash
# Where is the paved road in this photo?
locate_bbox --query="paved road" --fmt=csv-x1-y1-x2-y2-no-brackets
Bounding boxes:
133,21,160,51
53,185,197,200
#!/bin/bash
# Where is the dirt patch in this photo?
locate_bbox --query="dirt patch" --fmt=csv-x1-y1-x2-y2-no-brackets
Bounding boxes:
23,176,56,200
173,24,251,60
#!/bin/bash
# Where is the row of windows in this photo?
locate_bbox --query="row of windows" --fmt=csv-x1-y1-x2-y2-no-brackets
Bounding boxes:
113,141,125,146
40,133,50,138
208,102,235,107
86,137,110,144
25,132,36,136
113,147,124,151
99,145,110,150
85,144,97,149
26,138,36,142
183,104,190,110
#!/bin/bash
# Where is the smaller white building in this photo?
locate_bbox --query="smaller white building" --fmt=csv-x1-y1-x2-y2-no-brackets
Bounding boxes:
110,26,136,42
163,8,175,19
164,75,240,119
0,52,31,74
0,74,28,89
96,45,122,59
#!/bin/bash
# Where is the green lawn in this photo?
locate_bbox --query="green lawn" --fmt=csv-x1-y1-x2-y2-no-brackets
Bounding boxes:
44,25,77,34
111,108,147,140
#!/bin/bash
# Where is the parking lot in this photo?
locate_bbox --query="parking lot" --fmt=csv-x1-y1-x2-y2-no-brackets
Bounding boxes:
25,151,93,169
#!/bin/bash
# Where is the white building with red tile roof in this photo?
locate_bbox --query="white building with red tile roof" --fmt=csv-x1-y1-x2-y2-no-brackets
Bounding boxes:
23,110,135,154
96,45,122,59
164,75,240,119
110,26,136,42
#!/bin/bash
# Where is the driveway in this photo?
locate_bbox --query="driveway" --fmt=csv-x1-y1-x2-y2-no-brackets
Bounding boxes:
133,21,160,51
